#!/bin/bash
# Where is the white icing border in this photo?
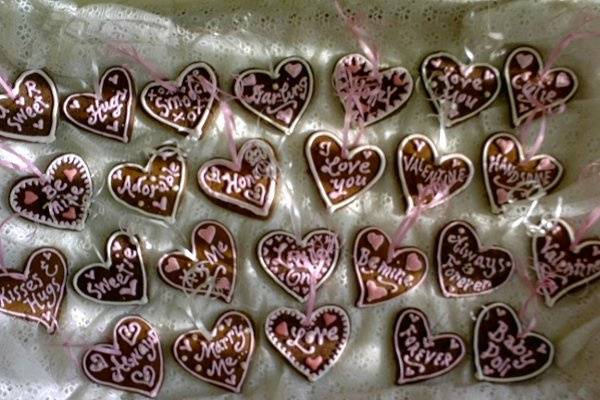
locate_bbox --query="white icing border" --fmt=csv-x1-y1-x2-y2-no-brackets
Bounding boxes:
473,302,554,382
140,62,217,137
0,69,59,143
331,53,414,127
72,231,148,305
172,310,255,393
197,138,278,218
82,315,164,398
481,132,564,214
234,56,314,135
420,52,501,128
63,66,135,143
436,220,514,298
157,220,237,303
353,226,428,308
531,218,600,307
257,229,340,303
264,305,350,382
394,308,466,384
0,248,67,334
396,133,474,211
9,153,93,231
504,46,579,127
305,130,386,213
107,144,186,223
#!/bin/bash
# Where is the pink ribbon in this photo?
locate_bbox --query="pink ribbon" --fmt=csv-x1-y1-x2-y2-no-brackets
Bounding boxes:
105,41,178,93
333,0,380,68
0,140,46,179
571,206,600,251
386,182,450,262
0,71,16,100
301,256,325,326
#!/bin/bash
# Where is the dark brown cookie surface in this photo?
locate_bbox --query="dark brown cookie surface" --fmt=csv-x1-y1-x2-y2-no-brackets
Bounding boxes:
73,231,147,305
0,69,58,142
305,131,386,212
9,153,92,231
0,248,67,334
63,66,136,142
82,315,164,398
421,52,500,127
108,144,186,222
234,56,313,134
197,138,278,219
141,62,217,137
474,303,554,382
158,220,236,302
436,221,514,298
173,311,255,393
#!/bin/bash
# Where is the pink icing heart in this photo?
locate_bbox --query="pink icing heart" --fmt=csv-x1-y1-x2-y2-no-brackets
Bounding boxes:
516,53,533,68
62,207,76,220
495,138,515,155
284,63,302,78
555,72,570,88
276,108,293,124
275,321,289,337
496,188,509,205
63,168,77,182
241,74,256,87
164,257,180,273
536,158,555,171
305,356,323,371
197,225,216,243
405,253,422,271
366,232,385,251
323,312,337,326
24,191,38,205
366,280,388,302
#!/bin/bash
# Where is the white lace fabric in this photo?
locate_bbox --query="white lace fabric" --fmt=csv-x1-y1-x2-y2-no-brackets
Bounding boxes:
0,0,599,399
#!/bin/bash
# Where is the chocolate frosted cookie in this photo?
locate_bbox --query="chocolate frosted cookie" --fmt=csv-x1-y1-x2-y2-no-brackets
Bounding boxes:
421,52,500,127
173,311,255,393
234,56,313,134
9,153,92,231
482,132,563,213
197,138,278,219
73,231,147,305
0,248,67,334
0,69,58,142
108,144,186,222
436,220,514,297
141,62,218,137
505,46,578,126
394,308,466,384
82,315,164,397
397,134,473,211
265,305,350,382
332,53,413,127
305,131,386,212
63,66,136,143
474,303,554,382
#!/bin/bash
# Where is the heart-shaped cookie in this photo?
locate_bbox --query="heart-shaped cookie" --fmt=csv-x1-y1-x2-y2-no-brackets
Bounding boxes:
532,218,600,307
173,311,255,393
9,153,93,231
197,138,278,219
234,56,313,134
82,315,164,398
436,220,514,298
63,66,136,142
421,52,501,127
354,227,427,307
141,62,217,137
394,308,466,384
305,131,386,212
108,144,186,222
73,231,147,305
332,53,413,127
474,302,554,382
265,305,350,381
482,132,563,213
158,220,236,303
505,46,578,126
257,229,339,302
0,248,67,334
397,134,474,210
0,69,58,142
